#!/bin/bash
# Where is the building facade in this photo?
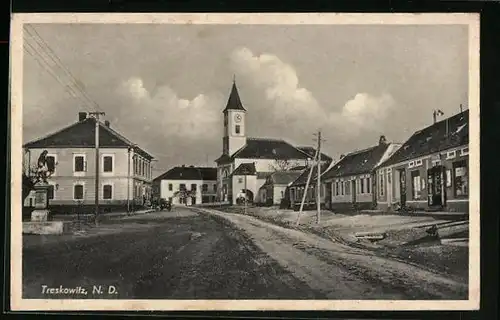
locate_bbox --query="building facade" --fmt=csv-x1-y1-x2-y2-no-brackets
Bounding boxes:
258,171,303,206
214,81,332,205
375,110,469,213
322,136,401,212
153,166,218,205
23,112,155,214
288,164,331,211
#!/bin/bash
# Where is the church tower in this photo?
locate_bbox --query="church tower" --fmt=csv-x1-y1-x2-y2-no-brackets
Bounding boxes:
222,79,247,156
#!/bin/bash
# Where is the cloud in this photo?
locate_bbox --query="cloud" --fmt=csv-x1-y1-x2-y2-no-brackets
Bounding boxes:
116,77,222,142
230,47,396,141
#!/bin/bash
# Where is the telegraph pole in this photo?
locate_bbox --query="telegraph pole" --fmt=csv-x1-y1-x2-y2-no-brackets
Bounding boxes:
89,111,105,225
315,131,322,224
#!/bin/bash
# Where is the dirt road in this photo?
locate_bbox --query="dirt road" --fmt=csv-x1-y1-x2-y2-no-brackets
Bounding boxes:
193,208,468,300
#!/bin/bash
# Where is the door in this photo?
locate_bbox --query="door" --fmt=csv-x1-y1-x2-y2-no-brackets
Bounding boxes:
351,180,356,204
399,169,407,207
427,166,444,207
191,196,196,205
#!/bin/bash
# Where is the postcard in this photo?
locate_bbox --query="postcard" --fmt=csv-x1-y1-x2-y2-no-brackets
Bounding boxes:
10,12,479,311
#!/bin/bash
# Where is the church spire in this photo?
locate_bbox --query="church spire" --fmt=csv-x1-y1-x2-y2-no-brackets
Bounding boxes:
223,78,246,112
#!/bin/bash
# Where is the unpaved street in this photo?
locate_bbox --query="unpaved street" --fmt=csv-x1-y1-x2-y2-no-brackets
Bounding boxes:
23,207,467,300
193,208,468,300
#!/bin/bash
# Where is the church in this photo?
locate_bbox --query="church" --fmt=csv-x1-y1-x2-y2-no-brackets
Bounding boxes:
214,81,332,205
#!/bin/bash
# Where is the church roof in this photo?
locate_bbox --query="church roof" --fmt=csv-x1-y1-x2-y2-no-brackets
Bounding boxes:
215,138,314,163
23,115,154,160
296,146,333,162
223,81,246,112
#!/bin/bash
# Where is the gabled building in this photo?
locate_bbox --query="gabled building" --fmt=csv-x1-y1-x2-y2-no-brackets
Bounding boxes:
322,136,401,212
214,81,332,205
258,171,303,206
23,112,155,214
375,110,469,213
153,165,218,205
288,163,332,211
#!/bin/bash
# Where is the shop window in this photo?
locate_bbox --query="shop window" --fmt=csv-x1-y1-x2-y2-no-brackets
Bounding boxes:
411,170,422,200
453,160,468,197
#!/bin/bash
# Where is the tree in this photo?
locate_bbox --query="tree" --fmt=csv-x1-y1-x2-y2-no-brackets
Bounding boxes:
269,159,295,172
173,188,197,206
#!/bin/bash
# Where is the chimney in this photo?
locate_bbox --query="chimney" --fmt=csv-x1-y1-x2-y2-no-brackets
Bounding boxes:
181,165,185,168
379,135,387,145
78,112,87,122
104,120,110,127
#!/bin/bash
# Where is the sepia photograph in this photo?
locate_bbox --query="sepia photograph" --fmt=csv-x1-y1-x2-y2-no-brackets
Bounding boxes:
10,13,479,311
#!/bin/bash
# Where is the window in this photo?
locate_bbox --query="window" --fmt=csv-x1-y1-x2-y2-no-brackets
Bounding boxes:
103,155,113,173
191,183,197,191
461,147,469,156
74,155,85,173
235,125,241,134
379,172,384,196
180,184,186,191
411,170,422,200
103,184,113,200
238,177,243,183
340,181,344,195
453,160,468,197
408,161,415,168
74,184,84,200
168,183,173,191
335,182,339,196
415,159,423,167
447,151,456,160
48,184,55,200
281,190,285,198
213,184,217,192
366,177,371,194
360,178,365,194
202,184,208,192
345,181,350,195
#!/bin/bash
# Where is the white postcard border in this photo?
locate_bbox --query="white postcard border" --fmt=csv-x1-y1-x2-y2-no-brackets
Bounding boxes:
10,12,480,311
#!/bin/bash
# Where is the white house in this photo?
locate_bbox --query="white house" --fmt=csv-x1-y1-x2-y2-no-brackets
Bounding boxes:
23,112,155,215
153,165,218,205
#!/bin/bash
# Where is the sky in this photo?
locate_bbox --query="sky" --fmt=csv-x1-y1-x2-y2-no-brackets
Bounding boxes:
22,23,469,176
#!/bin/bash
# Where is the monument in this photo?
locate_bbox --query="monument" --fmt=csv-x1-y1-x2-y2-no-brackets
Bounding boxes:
22,150,68,235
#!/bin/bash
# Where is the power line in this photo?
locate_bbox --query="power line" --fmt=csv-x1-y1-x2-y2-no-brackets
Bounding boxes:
24,26,102,112
24,25,99,110
23,42,84,102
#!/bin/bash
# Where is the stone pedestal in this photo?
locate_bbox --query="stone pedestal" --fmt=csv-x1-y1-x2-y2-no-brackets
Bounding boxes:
23,182,68,235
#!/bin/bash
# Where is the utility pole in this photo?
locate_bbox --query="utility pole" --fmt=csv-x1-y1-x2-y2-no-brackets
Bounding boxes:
295,148,318,227
316,131,322,224
89,111,105,225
